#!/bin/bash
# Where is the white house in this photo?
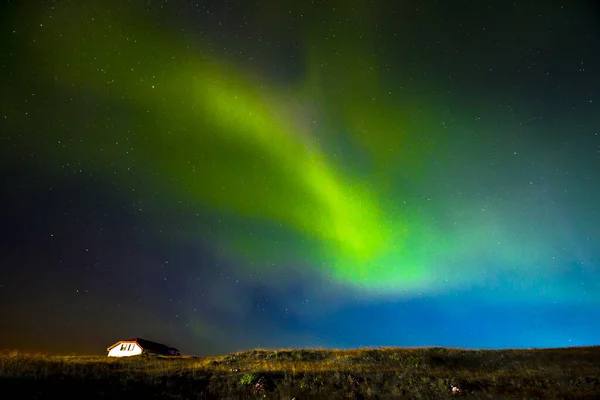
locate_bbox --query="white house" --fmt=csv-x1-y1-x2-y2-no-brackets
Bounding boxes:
106,337,180,357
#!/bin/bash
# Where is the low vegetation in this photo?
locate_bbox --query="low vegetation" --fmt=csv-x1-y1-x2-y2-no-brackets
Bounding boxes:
1,346,599,399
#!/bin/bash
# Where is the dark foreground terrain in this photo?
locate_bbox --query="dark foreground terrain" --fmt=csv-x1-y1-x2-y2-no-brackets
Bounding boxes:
1,346,599,399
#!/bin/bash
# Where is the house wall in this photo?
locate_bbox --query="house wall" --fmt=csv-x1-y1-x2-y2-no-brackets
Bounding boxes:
107,342,143,357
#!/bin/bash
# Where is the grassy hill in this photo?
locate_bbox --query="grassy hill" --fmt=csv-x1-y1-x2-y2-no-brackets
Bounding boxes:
1,346,599,399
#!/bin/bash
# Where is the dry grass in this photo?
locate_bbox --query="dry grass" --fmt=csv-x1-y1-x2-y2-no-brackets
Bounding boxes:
1,346,599,399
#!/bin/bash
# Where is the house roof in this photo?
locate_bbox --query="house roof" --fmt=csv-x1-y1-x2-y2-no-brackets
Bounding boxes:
106,337,179,353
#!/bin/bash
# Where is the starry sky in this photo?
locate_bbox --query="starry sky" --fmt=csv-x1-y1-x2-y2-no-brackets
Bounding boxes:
1,0,599,356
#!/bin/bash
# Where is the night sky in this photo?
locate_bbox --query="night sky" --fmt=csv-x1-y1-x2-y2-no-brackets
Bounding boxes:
1,0,599,356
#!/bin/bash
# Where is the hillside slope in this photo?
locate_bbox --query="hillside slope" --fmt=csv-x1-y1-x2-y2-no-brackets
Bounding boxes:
1,346,599,399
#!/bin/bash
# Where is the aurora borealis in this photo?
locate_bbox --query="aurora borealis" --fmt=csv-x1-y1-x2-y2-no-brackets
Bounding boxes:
1,0,599,355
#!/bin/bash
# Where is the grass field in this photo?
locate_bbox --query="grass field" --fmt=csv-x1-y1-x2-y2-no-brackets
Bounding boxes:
1,346,599,399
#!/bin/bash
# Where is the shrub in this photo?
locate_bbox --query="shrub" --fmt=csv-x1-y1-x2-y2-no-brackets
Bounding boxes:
239,373,259,386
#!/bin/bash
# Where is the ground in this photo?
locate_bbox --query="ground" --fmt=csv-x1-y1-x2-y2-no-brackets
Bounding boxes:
1,346,599,399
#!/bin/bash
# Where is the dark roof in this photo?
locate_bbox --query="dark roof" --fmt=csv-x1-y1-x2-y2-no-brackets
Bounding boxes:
107,337,179,353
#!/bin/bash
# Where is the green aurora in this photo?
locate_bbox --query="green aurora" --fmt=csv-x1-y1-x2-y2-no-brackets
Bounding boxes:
1,0,561,295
